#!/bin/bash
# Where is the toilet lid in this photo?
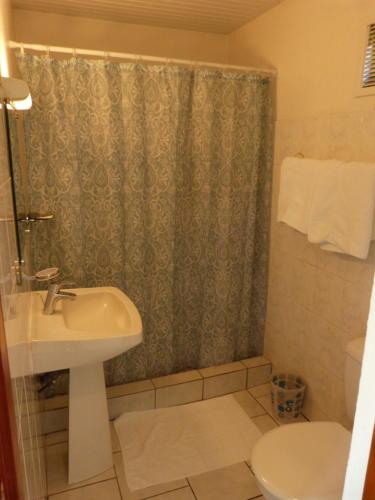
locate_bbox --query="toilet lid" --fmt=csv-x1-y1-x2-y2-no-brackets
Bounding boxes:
251,422,351,500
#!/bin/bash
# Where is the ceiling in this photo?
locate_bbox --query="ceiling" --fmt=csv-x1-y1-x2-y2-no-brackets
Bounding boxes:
11,0,285,34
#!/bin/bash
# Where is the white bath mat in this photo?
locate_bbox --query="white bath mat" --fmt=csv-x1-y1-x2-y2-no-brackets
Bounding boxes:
114,394,262,491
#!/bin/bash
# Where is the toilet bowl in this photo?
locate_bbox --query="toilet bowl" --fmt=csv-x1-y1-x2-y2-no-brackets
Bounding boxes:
250,337,365,500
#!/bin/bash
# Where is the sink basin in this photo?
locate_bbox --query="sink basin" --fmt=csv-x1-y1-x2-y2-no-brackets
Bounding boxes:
63,291,131,333
31,286,143,485
31,286,142,373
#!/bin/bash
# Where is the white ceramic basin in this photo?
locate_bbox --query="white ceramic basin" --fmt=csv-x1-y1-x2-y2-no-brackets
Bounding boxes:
30,286,143,484
31,286,143,374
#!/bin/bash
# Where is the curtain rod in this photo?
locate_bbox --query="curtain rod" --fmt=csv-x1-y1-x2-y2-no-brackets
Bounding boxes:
8,41,277,77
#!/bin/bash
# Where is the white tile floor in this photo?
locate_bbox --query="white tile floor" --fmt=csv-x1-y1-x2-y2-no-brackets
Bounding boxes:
46,385,307,499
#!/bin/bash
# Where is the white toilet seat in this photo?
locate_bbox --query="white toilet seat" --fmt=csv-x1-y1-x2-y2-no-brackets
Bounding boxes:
250,422,351,500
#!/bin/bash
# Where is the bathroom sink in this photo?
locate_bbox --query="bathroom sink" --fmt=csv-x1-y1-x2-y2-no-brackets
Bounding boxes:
62,290,131,333
31,286,143,374
31,286,143,484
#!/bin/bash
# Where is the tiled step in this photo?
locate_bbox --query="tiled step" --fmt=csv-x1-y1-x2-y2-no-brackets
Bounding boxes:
41,356,272,435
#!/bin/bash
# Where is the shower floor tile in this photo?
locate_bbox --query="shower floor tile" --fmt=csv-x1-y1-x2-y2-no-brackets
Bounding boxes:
46,383,299,499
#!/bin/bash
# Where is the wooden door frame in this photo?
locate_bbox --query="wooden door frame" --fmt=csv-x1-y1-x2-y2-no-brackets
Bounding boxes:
0,296,21,499
363,426,375,499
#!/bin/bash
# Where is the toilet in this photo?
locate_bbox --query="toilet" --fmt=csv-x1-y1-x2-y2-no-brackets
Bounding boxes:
251,337,365,500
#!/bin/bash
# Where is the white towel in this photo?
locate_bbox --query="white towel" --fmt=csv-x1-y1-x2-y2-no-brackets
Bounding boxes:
305,160,344,243
277,157,375,259
277,157,342,234
309,162,375,259
277,157,319,233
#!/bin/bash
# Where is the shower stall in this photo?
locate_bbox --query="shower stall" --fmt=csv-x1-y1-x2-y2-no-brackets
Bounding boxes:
11,48,274,394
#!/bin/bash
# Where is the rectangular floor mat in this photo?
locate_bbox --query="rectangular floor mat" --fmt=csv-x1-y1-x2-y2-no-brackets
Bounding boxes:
114,394,262,491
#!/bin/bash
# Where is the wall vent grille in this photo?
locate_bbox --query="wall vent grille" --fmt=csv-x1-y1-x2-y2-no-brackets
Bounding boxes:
362,23,375,88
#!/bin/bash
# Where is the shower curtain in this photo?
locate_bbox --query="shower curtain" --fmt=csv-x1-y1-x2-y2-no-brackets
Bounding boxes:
17,54,273,387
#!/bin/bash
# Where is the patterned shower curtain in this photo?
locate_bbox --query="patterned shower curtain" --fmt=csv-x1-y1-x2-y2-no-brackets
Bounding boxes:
17,54,273,387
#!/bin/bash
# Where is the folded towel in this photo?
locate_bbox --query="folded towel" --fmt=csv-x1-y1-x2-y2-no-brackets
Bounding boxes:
305,160,344,243
277,157,343,234
277,157,321,233
309,162,375,259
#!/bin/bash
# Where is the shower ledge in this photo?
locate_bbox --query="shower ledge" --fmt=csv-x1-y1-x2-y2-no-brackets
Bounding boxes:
30,287,143,484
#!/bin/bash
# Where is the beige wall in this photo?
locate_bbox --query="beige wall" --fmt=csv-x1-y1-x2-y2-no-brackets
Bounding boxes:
13,9,229,63
229,0,375,119
0,0,12,76
229,0,375,426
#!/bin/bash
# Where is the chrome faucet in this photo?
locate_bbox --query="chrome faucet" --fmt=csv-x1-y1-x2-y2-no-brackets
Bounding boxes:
43,282,77,315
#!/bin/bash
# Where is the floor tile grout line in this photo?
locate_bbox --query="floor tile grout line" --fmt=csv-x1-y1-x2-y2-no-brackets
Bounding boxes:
48,477,117,498
143,485,192,499
152,375,203,389
114,474,123,500
107,387,156,399
254,393,309,426
198,367,247,380
244,459,254,475
252,394,280,426
186,477,198,500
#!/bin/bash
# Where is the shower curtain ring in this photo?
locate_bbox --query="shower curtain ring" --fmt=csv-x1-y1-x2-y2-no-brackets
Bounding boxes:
72,48,77,59
46,45,50,57
20,42,24,56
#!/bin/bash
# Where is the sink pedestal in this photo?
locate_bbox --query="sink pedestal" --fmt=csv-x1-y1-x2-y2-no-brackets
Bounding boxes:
68,363,112,484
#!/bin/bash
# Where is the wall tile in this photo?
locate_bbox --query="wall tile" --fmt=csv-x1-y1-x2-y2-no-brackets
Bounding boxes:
42,408,69,434
106,379,154,399
108,390,155,420
341,281,371,335
265,108,375,426
156,380,203,408
241,356,270,369
45,431,69,447
152,370,202,388
202,370,247,399
246,365,272,388
199,361,245,378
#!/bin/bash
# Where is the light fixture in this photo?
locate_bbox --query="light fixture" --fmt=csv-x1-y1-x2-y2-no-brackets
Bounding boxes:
0,76,32,110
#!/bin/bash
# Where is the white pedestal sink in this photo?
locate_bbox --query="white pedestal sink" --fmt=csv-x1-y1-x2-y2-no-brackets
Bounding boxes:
31,287,143,484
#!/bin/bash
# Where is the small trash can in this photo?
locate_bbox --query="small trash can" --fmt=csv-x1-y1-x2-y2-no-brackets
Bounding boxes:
271,373,305,420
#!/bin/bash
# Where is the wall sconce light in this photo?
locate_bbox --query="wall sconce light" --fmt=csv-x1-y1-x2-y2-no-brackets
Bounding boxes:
0,76,32,110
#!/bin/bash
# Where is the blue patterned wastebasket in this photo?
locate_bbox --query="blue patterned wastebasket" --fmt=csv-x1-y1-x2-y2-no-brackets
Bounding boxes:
271,374,306,420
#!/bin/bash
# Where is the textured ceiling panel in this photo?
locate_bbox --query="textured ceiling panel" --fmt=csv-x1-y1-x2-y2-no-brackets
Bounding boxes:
11,0,285,34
